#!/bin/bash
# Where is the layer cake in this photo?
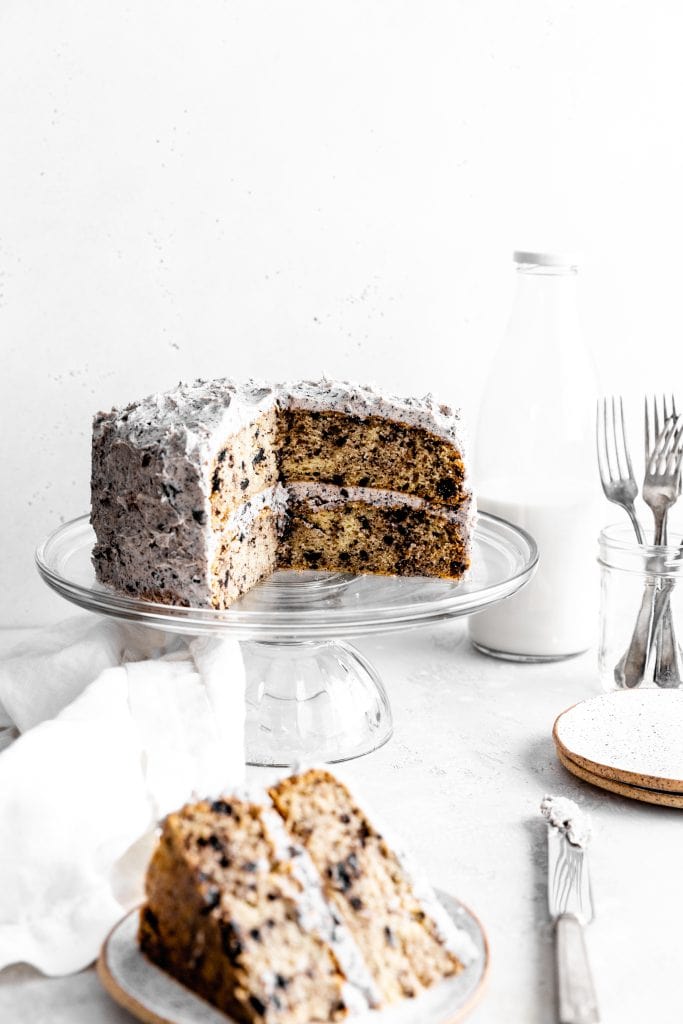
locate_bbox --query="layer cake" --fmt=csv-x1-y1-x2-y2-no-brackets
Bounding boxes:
91,379,474,608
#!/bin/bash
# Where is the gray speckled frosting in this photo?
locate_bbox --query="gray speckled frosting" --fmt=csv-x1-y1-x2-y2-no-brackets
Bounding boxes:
91,377,471,607
93,377,467,452
283,378,467,446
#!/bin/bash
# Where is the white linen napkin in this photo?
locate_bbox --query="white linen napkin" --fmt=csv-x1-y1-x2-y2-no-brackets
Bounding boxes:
0,616,246,975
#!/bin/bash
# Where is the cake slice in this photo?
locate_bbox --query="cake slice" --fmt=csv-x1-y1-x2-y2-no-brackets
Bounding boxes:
139,771,475,1022
138,795,364,1024
269,769,466,1003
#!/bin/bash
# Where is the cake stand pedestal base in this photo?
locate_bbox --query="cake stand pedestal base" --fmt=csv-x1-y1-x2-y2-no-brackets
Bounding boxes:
243,639,392,766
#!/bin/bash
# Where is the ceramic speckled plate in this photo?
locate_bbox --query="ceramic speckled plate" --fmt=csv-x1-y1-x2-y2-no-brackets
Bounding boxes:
555,743,683,809
98,894,489,1024
553,690,683,793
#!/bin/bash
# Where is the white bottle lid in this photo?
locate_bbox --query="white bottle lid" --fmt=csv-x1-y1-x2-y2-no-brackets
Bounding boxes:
513,250,579,268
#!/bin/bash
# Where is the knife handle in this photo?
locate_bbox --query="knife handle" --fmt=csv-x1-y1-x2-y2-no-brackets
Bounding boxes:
556,914,600,1023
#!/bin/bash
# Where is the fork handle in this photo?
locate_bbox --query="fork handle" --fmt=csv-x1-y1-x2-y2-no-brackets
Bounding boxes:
654,587,683,687
614,581,657,688
556,914,600,1023
615,580,675,687
653,507,667,547
624,503,645,545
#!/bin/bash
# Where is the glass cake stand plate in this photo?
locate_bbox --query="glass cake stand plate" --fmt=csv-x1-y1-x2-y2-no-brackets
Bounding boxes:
36,512,537,766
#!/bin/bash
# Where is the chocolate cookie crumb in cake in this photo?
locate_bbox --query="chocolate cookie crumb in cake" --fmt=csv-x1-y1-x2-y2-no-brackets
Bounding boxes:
91,378,474,609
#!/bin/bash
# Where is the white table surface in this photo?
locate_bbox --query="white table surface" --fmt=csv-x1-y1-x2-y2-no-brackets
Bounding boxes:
1,621,682,1024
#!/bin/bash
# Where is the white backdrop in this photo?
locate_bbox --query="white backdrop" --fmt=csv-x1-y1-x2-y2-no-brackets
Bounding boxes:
2,0,683,626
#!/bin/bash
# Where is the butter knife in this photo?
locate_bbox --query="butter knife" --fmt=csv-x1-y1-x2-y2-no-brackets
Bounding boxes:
541,795,600,1024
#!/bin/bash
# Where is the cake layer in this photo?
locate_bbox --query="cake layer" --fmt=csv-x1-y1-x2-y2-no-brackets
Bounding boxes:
279,484,472,580
278,408,467,506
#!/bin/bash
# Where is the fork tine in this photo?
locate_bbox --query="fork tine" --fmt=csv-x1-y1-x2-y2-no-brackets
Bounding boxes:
610,397,626,481
673,394,678,419
670,437,683,485
596,398,611,485
645,395,651,463
650,416,675,474
596,399,604,482
604,395,615,481
663,415,677,446
619,396,636,479
611,396,627,479
656,415,681,474
666,414,682,451
665,415,683,474
664,393,672,421
596,399,603,480
654,393,661,441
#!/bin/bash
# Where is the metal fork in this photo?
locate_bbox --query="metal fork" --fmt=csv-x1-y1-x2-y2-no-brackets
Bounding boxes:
615,405,683,688
596,396,645,543
643,396,683,544
646,395,683,686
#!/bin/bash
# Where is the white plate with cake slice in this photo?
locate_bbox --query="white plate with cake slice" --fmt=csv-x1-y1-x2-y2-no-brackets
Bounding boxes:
98,892,489,1024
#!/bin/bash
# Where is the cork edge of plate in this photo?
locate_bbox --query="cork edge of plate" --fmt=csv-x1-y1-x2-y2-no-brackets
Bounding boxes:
555,742,683,809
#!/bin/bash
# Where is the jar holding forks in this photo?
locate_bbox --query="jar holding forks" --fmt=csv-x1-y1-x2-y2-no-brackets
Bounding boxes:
598,525,683,690
597,396,683,689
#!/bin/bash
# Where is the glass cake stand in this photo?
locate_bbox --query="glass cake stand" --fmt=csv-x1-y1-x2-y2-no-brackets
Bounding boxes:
36,512,537,766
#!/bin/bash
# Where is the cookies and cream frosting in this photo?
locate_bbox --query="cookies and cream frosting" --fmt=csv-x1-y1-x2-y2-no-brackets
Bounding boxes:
540,795,591,849
92,377,468,457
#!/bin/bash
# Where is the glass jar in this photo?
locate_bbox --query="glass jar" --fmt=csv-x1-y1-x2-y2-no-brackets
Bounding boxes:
469,250,601,661
598,524,683,690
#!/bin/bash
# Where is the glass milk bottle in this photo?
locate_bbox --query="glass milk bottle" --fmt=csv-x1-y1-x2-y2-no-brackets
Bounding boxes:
469,251,599,660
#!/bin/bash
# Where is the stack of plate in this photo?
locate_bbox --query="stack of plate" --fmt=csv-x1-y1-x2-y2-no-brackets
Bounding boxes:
553,690,683,809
